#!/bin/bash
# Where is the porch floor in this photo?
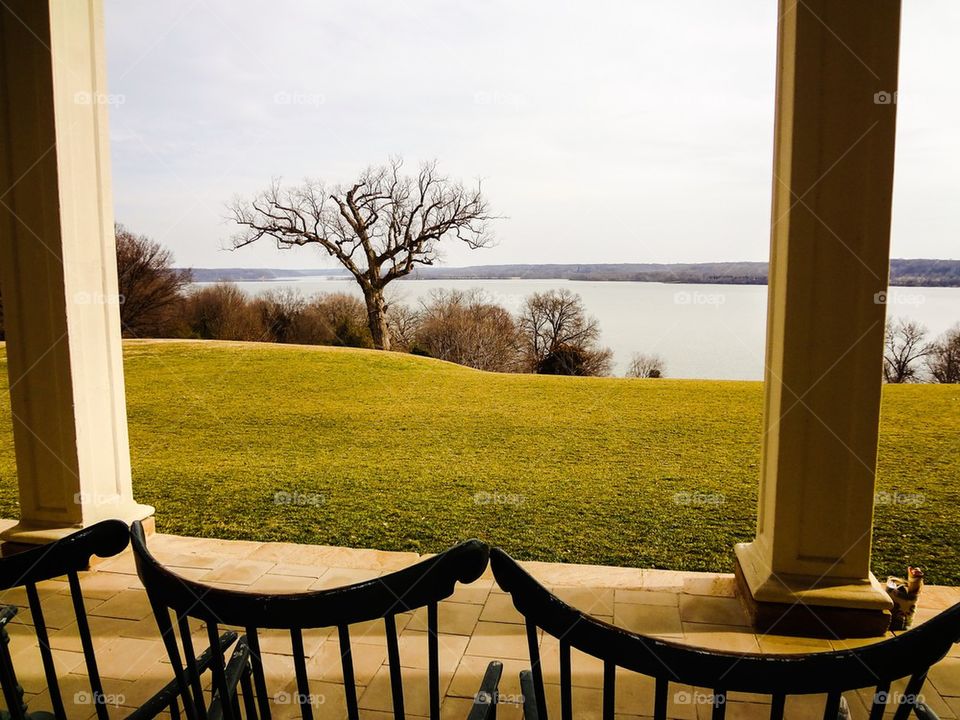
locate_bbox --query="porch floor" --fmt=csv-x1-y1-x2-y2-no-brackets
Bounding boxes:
2,527,958,719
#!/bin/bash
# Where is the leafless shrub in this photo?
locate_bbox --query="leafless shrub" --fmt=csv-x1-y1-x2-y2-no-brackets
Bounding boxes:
251,289,306,343
927,323,960,383
518,289,612,376
185,283,264,341
883,318,931,383
626,353,666,378
386,302,421,352
115,224,193,338
294,293,373,348
414,289,522,372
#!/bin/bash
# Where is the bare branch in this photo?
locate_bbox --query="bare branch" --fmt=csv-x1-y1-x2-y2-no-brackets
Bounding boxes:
228,158,499,349
883,317,932,383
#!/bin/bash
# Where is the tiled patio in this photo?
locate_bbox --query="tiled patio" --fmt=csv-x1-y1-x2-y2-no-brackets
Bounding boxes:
2,526,958,720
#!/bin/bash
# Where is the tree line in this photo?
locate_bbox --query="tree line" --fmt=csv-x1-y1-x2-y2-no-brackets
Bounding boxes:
0,223,663,378
113,225,960,384
143,280,663,378
0,219,954,382
884,318,960,383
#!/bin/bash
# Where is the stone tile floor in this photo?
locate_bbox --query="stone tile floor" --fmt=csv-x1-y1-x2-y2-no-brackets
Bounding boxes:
1,529,958,719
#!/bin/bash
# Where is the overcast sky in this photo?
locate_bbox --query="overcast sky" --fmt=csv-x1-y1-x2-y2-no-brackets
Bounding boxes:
104,1,959,269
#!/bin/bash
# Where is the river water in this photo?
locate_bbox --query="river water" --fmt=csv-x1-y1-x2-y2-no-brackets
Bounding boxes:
214,277,960,380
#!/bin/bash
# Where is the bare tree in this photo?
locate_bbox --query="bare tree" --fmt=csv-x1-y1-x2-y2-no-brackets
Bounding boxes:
251,288,306,343
229,158,496,350
385,302,420,352
518,289,612,376
927,323,960,383
626,353,666,378
883,318,931,383
115,224,193,337
414,289,522,372
185,283,264,341
295,293,372,348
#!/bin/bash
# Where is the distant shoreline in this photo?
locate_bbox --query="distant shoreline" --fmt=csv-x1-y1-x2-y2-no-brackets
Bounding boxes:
186,258,960,288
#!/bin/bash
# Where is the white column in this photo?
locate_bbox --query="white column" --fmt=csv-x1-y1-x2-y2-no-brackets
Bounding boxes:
0,0,153,543
734,0,901,636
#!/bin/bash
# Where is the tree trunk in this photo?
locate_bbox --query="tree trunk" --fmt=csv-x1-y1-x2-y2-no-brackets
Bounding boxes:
364,289,391,351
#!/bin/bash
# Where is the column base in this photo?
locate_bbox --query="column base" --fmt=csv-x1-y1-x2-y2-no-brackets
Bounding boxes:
734,542,892,638
0,503,155,546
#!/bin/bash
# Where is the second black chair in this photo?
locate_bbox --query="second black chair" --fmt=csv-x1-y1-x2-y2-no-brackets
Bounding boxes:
131,521,503,720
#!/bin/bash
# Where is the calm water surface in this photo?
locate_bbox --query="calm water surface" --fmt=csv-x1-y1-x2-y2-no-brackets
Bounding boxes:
212,277,960,380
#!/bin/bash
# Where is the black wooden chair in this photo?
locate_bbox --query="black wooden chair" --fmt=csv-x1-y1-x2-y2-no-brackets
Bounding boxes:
0,519,236,720
130,521,503,720
491,547,960,720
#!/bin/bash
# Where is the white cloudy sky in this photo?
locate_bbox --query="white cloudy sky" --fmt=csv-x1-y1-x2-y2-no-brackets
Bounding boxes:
104,1,959,269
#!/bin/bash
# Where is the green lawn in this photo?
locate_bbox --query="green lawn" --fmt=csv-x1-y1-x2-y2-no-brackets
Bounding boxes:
0,340,957,583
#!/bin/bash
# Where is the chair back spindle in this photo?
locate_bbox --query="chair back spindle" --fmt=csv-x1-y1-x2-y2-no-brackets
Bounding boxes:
0,520,231,719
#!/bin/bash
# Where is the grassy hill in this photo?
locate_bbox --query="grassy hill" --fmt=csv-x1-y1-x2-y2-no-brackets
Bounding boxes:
0,341,957,583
